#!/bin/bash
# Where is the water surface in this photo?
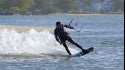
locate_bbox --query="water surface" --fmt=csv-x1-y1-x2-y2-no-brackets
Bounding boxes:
0,14,124,70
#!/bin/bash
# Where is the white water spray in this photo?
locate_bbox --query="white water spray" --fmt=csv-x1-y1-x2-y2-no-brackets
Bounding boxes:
0,29,78,55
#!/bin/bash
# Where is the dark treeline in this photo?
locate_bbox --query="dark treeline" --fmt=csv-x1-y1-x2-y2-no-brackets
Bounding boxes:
0,0,124,15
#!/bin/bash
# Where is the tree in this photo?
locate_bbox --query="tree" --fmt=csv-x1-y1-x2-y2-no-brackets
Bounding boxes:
83,0,91,11
0,0,23,10
0,0,32,14
102,0,113,13
9,7,20,14
31,0,55,14
111,0,124,12
20,0,32,13
53,0,75,13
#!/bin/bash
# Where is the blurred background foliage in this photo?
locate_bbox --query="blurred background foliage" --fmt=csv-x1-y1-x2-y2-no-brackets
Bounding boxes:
0,0,124,15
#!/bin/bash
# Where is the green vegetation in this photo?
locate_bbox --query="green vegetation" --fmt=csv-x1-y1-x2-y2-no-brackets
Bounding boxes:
111,0,124,11
0,0,124,15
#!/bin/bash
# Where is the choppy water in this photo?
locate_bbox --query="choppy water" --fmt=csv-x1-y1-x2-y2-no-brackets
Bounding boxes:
0,15,124,70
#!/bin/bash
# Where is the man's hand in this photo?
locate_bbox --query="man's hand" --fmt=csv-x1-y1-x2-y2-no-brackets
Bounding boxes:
69,26,74,29
59,41,63,44
64,25,74,29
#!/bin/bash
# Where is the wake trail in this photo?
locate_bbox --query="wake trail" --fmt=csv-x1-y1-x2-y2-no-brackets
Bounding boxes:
0,29,78,56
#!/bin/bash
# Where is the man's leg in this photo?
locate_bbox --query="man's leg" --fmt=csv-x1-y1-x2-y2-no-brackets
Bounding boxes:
67,37,86,53
62,41,72,55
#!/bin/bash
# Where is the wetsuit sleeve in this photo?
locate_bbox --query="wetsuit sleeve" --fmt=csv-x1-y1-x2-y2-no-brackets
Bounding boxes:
54,29,60,42
64,25,74,29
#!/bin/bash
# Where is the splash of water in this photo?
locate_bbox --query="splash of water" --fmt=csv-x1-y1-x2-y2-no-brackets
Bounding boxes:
0,29,77,55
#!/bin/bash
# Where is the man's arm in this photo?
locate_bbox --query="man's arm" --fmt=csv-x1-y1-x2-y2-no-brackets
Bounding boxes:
64,25,74,29
54,30,60,43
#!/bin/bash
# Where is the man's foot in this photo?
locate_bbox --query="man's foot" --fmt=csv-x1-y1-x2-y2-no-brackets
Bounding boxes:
82,49,87,54
69,53,72,55
67,51,72,55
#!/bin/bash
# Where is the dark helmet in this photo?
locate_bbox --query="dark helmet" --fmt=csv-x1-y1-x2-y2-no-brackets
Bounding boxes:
56,21,61,26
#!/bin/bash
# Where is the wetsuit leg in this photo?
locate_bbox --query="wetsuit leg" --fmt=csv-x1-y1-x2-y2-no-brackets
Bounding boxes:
66,37,86,53
62,41,72,55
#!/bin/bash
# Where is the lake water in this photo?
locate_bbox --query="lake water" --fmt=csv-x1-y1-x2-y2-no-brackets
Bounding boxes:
0,14,124,70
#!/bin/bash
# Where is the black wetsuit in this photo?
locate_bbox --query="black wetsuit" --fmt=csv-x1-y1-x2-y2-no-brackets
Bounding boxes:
54,25,86,55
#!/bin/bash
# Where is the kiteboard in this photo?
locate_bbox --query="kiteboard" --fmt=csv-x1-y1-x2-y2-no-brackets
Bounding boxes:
72,47,94,57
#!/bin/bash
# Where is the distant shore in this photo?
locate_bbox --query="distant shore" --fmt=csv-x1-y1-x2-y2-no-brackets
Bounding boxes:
49,13,124,16
0,25,54,32
0,12,124,16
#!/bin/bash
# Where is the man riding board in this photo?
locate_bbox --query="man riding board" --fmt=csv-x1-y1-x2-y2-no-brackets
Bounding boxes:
54,21,87,55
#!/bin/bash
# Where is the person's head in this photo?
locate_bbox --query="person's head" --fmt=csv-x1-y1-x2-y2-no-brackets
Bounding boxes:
56,21,61,28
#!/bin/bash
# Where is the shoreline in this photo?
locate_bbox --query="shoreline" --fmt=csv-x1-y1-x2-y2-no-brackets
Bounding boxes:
49,13,124,16
0,25,54,32
0,13,124,16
